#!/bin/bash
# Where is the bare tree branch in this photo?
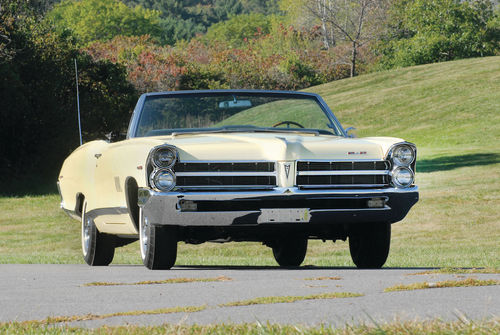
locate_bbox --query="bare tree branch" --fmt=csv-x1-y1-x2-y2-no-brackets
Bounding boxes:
305,0,387,77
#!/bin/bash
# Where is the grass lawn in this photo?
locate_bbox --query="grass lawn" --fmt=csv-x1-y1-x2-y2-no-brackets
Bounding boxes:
1,319,499,334
0,57,499,268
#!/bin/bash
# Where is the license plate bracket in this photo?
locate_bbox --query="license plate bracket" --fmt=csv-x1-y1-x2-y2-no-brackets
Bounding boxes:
258,208,310,223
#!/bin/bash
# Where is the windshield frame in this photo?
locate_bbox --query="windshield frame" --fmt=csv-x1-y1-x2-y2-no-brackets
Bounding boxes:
127,90,347,139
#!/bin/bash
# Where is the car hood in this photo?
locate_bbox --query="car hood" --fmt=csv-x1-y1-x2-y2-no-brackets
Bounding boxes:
127,133,405,161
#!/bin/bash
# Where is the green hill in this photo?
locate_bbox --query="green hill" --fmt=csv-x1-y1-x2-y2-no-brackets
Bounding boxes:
218,56,499,155
307,56,500,151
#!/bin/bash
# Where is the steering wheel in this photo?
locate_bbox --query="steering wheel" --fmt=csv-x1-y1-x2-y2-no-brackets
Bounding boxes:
272,121,305,128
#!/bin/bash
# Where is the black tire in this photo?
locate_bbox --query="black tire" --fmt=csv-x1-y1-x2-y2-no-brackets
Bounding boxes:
349,222,391,269
81,200,115,266
140,208,177,270
272,237,308,267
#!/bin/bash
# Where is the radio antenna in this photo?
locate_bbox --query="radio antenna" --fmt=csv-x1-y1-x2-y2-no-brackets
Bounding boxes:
74,58,83,146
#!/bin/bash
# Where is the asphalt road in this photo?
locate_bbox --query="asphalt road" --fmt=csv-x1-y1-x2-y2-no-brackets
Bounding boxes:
0,264,498,328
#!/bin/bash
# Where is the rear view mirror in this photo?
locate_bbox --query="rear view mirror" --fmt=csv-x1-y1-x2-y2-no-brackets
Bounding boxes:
219,100,252,109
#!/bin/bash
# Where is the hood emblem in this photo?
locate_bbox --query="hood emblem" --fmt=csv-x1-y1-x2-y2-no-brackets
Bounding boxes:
348,151,367,155
284,164,291,178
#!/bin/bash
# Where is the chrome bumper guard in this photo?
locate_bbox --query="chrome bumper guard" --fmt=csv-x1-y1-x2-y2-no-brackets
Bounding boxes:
138,186,419,227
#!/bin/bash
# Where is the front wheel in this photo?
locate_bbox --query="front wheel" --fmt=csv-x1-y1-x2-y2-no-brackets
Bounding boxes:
139,208,177,270
272,237,308,267
348,222,391,269
81,200,115,266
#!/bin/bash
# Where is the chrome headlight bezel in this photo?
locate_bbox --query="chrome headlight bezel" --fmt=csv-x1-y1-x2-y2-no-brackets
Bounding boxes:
387,142,417,188
150,145,178,169
391,145,415,167
146,144,178,192
391,166,414,188
149,168,176,192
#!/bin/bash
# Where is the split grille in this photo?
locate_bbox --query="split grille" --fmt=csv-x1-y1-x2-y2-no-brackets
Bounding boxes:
174,161,276,190
296,160,391,189
171,160,390,190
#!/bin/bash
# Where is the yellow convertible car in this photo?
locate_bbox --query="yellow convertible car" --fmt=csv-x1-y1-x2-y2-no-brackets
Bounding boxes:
58,90,418,269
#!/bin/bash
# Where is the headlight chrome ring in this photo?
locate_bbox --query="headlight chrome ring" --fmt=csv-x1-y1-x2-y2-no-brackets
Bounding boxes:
391,167,414,188
391,145,415,166
150,169,176,192
391,145,415,167
152,146,177,168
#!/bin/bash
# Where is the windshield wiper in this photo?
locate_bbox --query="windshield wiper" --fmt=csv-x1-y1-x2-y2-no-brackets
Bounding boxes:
171,125,258,136
252,128,319,136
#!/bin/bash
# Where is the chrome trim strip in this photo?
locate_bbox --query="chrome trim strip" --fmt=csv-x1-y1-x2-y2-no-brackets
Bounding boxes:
296,159,387,162
139,186,419,205
177,160,277,164
311,206,391,212
176,171,277,177
297,170,389,176
299,184,388,189
176,185,276,191
175,160,276,172
62,208,80,220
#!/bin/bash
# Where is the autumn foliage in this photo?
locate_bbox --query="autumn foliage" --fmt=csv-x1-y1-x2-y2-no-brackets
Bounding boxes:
86,24,354,92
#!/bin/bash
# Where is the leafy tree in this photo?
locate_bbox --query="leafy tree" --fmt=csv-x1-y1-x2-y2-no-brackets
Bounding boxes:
239,0,280,15
159,15,205,45
47,0,163,45
0,0,136,192
121,0,281,42
203,13,274,47
86,23,350,93
377,0,500,68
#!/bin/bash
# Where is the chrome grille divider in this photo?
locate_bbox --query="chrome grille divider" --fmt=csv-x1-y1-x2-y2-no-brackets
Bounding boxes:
297,170,389,176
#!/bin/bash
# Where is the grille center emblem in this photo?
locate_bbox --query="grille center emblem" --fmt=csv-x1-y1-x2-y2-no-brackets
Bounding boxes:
284,164,291,178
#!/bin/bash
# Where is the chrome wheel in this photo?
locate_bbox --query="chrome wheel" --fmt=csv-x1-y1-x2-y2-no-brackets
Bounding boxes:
80,199,115,266
139,208,149,261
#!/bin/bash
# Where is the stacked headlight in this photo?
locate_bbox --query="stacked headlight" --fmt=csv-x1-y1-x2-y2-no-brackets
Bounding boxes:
152,146,177,168
148,145,178,192
389,143,416,188
392,145,415,166
391,167,413,188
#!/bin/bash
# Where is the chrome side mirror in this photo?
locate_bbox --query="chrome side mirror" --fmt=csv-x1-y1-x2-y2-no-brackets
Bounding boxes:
345,127,356,138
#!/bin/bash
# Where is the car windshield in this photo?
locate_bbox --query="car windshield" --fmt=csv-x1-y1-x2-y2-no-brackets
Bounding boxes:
134,92,343,137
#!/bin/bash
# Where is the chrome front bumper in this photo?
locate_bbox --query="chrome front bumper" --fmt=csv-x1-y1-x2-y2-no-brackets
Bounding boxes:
138,186,419,227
